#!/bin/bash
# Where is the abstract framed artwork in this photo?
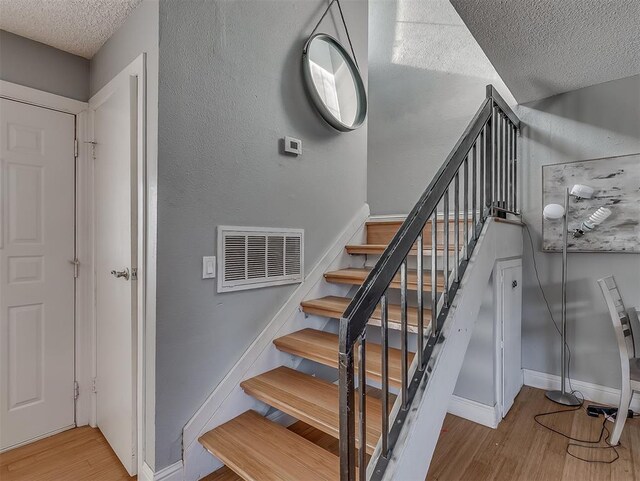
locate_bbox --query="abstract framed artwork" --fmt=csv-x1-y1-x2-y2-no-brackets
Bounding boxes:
542,153,640,253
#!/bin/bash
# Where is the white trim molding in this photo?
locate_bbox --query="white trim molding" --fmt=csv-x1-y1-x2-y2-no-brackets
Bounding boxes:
182,204,370,481
140,462,183,481
0,80,87,114
0,80,93,433
523,369,640,412
75,109,93,429
448,395,500,429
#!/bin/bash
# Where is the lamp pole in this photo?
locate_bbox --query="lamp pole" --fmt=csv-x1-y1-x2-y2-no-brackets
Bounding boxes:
546,188,580,406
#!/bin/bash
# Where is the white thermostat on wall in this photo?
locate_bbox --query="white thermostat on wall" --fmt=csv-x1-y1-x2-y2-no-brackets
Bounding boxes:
284,136,302,155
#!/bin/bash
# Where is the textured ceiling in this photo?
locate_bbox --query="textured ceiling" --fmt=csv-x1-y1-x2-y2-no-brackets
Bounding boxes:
0,0,142,58
450,0,640,103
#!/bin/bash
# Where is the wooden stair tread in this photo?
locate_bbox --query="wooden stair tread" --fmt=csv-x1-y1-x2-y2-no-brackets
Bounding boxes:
241,366,383,454
273,328,413,389
345,244,457,256
301,295,431,333
324,267,445,291
366,219,472,245
365,219,469,225
199,410,339,481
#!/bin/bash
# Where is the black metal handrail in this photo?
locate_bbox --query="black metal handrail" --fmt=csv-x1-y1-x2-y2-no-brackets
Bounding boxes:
338,85,521,480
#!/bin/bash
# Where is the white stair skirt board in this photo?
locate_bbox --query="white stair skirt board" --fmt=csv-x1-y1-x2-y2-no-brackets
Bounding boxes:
182,204,371,481
139,461,183,481
448,395,501,429
378,219,523,481
523,369,640,413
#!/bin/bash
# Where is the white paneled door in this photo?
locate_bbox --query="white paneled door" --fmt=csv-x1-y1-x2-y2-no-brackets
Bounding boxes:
92,74,137,475
500,259,523,417
0,98,76,451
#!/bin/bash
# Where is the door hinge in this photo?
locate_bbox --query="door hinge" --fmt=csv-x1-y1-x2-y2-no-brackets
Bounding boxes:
74,139,79,158
91,377,98,394
69,258,80,278
74,380,80,400
85,140,97,159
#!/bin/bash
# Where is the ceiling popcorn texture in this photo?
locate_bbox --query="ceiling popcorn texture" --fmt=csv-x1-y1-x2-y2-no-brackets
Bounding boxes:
450,0,640,103
0,0,143,58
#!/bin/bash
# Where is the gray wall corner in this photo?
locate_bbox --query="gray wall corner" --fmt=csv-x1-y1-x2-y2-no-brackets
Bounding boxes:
89,0,159,96
0,30,90,101
516,74,640,391
366,0,515,216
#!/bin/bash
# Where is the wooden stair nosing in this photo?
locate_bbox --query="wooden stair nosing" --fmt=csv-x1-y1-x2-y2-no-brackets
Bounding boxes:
345,244,458,256
365,218,472,226
323,267,445,291
345,244,456,257
273,328,413,389
198,410,340,481
301,295,431,334
240,366,383,454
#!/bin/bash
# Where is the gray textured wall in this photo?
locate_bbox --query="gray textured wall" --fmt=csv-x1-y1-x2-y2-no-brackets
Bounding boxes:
0,30,89,101
156,0,367,470
516,75,640,390
89,0,159,469
367,0,514,215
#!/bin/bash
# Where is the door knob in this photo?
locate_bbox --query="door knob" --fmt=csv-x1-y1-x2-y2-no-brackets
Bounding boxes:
111,268,130,280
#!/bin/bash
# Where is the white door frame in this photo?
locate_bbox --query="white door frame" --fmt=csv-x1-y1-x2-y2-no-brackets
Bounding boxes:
494,257,523,417
87,54,149,475
0,51,156,477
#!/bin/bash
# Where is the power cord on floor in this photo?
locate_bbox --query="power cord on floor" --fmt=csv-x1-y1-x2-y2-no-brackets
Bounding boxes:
533,391,620,464
523,222,620,464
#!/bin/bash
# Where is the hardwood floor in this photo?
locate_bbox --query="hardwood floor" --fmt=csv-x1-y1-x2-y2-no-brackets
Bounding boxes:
427,386,640,481
2,387,638,481
205,386,640,481
0,426,134,481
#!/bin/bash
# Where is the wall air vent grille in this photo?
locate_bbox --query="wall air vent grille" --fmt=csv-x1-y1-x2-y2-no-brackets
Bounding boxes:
217,226,304,293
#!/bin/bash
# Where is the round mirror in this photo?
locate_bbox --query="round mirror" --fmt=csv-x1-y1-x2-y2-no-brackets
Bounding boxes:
303,34,367,132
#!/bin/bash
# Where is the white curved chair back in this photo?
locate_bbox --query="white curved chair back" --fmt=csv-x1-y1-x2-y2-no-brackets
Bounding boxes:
598,276,634,362
599,275,640,446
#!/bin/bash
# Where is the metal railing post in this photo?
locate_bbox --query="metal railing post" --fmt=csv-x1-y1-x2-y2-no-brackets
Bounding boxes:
339,344,356,480
485,106,493,213
358,335,367,481
416,235,424,369
380,294,389,457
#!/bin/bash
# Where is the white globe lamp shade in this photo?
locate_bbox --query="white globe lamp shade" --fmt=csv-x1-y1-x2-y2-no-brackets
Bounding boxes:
543,203,565,220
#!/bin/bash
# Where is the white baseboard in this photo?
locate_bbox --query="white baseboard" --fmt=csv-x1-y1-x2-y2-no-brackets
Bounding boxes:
139,463,154,481
523,369,640,412
182,204,370,481
139,461,183,481
448,395,500,429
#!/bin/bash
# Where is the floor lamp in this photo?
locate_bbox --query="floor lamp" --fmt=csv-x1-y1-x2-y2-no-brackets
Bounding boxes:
542,184,611,406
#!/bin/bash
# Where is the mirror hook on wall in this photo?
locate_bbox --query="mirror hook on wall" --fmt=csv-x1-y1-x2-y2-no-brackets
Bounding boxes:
304,0,359,67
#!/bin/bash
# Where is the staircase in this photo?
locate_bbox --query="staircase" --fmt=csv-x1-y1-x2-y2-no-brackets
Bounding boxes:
198,218,448,480
197,85,521,481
